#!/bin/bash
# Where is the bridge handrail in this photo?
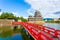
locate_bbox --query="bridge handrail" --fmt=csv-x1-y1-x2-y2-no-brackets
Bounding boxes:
12,22,60,40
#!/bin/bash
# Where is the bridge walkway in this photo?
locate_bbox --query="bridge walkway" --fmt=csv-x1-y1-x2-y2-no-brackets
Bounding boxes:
12,22,60,40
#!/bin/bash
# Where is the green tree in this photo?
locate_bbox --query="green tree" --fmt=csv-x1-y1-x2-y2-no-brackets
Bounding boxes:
8,13,15,19
0,12,28,22
58,18,60,20
0,12,15,19
20,17,28,22
0,12,9,19
58,18,60,23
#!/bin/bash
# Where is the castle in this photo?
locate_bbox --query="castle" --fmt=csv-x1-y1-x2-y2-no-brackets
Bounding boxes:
28,10,43,21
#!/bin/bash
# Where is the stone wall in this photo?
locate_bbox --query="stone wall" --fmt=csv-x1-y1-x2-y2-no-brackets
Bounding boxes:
0,19,14,27
28,21,45,25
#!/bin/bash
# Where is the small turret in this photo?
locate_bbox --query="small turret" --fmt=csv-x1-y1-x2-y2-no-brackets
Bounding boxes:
28,15,34,21
28,15,33,18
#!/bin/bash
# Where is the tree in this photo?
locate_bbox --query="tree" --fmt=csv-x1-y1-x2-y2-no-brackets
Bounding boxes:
20,17,28,22
58,18,60,20
0,12,9,19
0,12,28,22
58,18,60,23
0,12,15,19
8,13,15,19
14,16,18,22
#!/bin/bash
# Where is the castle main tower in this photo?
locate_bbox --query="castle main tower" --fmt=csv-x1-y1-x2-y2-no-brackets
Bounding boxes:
34,10,43,21
28,10,43,21
28,10,45,25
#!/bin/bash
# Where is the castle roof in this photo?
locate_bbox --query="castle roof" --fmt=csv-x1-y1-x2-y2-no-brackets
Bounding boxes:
29,15,33,17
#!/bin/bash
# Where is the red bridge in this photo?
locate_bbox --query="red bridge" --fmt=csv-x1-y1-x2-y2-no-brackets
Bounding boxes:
12,22,60,40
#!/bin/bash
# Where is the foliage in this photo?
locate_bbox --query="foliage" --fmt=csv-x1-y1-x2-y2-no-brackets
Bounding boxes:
20,17,28,22
0,12,28,22
45,19,54,23
0,12,15,19
58,18,60,20
45,18,60,23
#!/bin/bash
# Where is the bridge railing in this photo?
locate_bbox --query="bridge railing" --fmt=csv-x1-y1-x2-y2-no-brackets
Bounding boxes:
12,22,60,40
26,22,60,39
22,22,54,40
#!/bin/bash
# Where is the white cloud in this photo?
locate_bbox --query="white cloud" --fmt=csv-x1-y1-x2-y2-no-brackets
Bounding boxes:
25,0,60,18
12,12,17,16
12,12,21,17
0,12,2,15
27,8,35,16
23,17,28,19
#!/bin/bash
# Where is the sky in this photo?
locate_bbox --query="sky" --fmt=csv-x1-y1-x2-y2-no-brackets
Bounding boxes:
0,0,60,18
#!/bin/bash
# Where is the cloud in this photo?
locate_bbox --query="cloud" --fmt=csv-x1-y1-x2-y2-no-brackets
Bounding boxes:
25,0,60,18
54,11,60,14
23,17,28,19
27,8,35,16
0,12,2,15
44,13,59,18
12,12,20,17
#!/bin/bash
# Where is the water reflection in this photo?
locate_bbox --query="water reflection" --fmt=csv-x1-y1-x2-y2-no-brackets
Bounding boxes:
0,34,23,40
0,29,23,40
44,23,60,30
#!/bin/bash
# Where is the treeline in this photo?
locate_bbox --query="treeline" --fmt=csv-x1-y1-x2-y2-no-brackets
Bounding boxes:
45,18,60,23
0,12,28,22
55,18,60,23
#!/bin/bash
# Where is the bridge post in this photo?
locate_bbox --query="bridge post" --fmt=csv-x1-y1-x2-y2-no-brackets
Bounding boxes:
13,19,18,30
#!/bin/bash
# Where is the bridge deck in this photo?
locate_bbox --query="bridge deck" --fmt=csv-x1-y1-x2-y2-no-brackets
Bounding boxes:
12,22,60,40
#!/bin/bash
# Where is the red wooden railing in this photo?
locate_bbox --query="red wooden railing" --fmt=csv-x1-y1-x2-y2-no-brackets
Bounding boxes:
12,22,60,40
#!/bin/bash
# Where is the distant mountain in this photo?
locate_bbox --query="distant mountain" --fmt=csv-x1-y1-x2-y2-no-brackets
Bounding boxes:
44,18,53,20
0,9,1,12
54,11,60,14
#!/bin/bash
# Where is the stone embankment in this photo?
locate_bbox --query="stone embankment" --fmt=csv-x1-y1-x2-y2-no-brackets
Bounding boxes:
0,19,14,27
28,21,45,25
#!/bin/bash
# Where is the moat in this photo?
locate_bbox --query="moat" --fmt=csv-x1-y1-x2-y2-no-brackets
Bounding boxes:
0,25,34,40
0,23,60,40
44,23,60,30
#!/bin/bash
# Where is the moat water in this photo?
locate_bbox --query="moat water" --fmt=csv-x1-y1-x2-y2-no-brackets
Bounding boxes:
0,34,23,40
44,23,60,30
0,23,60,40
